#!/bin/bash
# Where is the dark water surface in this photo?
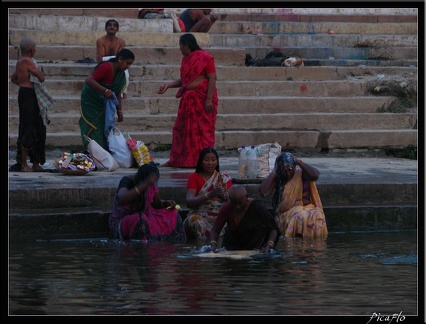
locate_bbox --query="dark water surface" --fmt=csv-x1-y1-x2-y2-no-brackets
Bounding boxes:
9,231,418,316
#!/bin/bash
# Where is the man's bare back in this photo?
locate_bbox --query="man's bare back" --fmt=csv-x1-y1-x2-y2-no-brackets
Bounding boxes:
11,56,45,88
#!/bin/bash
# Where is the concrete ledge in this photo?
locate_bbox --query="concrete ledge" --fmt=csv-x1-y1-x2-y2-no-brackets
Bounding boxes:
8,152,418,236
8,129,418,151
9,205,417,237
8,113,417,133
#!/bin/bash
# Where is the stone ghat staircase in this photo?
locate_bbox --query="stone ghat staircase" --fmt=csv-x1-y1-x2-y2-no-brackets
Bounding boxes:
8,8,418,152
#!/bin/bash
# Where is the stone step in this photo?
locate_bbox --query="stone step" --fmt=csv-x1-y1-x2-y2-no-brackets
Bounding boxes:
7,8,418,153
8,33,418,60
9,187,417,214
8,45,418,67
8,157,418,211
7,63,418,81
9,13,418,35
8,79,382,97
8,129,418,151
8,45,244,66
210,21,418,35
8,96,397,114
217,13,418,23
9,204,417,236
7,112,417,133
210,33,417,48
8,8,418,21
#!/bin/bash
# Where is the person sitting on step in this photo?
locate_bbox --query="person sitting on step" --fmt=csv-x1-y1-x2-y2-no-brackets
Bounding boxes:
259,152,328,238
183,147,233,245
179,9,218,32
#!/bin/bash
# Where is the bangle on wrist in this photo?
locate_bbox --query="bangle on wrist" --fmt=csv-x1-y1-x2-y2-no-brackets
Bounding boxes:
205,193,209,200
210,240,217,245
266,240,275,248
104,88,109,94
134,186,141,195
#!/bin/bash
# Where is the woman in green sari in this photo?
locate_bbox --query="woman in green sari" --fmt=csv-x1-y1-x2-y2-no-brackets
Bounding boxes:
79,49,134,151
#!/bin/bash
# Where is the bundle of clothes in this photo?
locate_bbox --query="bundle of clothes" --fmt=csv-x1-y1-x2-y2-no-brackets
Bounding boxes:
245,50,304,68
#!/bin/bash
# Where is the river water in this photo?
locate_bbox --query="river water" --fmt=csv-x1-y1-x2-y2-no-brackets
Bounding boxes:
9,231,418,317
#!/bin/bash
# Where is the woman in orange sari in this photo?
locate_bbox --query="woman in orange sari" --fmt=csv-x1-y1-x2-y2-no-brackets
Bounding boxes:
156,33,218,168
259,152,328,238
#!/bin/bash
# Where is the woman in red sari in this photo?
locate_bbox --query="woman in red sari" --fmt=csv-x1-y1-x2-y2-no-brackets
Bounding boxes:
156,33,218,168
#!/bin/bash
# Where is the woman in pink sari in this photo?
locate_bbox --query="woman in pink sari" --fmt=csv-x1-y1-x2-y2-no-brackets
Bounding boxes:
157,33,218,168
109,162,185,241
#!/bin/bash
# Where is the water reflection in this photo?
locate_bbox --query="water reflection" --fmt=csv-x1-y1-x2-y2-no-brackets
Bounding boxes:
9,231,417,315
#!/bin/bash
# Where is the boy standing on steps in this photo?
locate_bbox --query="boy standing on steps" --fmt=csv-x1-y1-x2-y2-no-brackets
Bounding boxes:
96,19,129,98
10,37,50,172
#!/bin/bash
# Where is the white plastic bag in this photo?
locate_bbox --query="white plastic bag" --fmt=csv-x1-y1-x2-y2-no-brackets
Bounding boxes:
107,127,134,168
84,135,119,171
237,142,281,178
255,142,282,178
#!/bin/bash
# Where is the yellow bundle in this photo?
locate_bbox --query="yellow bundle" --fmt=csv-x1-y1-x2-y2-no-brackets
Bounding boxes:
126,138,153,167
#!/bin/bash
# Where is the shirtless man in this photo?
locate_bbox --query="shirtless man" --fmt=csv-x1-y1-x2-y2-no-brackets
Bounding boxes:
179,9,218,33
96,19,126,62
96,19,129,98
10,37,47,172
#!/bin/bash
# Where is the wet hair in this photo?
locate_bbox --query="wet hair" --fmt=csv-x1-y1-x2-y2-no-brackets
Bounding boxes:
179,33,202,52
136,162,160,184
132,162,159,211
272,152,296,212
105,19,119,29
195,147,220,173
228,184,247,202
275,152,296,179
